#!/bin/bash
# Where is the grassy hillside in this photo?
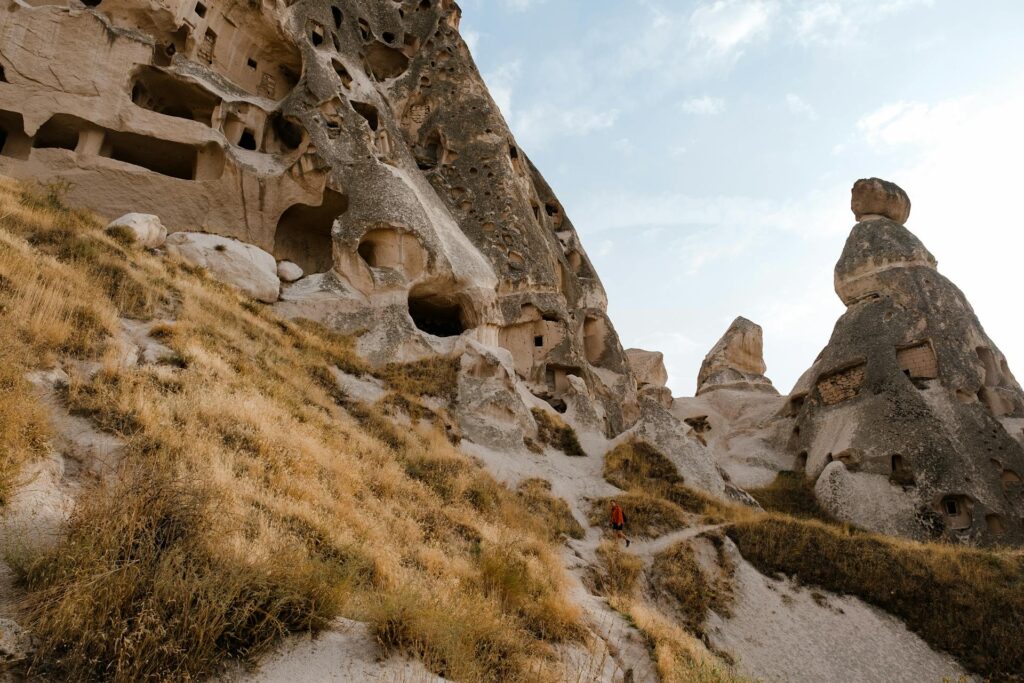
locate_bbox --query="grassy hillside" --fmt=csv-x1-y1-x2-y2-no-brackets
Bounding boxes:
601,440,1024,682
0,179,582,682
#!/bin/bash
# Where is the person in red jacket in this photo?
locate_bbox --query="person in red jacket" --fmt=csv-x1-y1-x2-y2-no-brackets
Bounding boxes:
610,500,630,547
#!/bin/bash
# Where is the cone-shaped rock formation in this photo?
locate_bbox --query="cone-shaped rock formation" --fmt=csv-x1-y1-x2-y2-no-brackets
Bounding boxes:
790,179,1024,545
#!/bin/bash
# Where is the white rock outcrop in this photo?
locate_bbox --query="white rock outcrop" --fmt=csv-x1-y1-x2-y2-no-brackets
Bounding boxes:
626,348,668,388
277,260,304,283
166,232,280,303
106,213,167,248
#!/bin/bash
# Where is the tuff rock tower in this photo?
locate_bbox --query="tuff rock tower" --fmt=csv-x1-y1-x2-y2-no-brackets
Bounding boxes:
789,178,1024,545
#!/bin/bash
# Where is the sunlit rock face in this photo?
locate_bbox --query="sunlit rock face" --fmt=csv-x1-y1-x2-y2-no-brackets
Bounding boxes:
0,0,640,434
790,179,1024,546
696,317,776,396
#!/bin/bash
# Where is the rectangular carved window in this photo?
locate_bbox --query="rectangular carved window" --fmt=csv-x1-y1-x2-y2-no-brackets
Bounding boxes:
817,363,866,406
897,341,938,379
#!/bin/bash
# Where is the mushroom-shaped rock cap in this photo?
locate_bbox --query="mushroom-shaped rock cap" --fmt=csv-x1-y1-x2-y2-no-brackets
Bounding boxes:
851,178,911,225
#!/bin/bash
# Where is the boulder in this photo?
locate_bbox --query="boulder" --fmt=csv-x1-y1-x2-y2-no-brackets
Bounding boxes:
625,348,668,388
277,260,304,283
851,177,911,224
165,232,280,303
106,213,166,248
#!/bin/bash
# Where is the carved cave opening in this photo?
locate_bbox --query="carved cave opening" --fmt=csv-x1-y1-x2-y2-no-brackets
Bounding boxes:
104,129,203,180
274,189,348,274
364,42,410,80
0,110,24,157
408,286,469,337
32,116,79,151
897,341,938,381
130,67,220,125
351,101,379,131
940,495,972,531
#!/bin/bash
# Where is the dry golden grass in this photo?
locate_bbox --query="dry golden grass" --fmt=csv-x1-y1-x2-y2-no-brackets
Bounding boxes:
516,478,585,541
745,471,834,522
375,355,460,402
588,540,644,597
0,179,581,682
650,536,734,634
612,597,747,683
531,407,586,456
587,492,690,539
604,440,730,520
0,346,50,504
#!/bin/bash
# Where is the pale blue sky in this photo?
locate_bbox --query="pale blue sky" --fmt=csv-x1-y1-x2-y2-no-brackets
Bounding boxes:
460,0,1024,395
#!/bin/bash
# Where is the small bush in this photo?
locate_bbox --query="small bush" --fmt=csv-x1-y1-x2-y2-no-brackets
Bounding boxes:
621,599,747,683
605,440,681,490
104,224,137,247
746,471,834,522
371,587,558,683
478,540,582,641
516,478,585,541
589,541,644,596
531,408,586,457
728,515,1024,681
376,355,460,402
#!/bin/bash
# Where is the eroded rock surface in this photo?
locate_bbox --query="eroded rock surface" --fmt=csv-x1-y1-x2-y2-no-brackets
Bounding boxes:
0,0,644,435
697,317,776,395
626,348,668,388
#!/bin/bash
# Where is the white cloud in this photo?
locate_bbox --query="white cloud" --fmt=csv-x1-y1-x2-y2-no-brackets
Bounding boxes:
786,93,818,120
791,0,935,45
856,99,968,148
611,137,636,156
689,0,778,61
681,95,726,115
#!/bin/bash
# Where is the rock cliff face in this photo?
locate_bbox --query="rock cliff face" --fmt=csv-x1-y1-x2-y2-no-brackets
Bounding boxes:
0,0,644,436
789,179,1024,545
